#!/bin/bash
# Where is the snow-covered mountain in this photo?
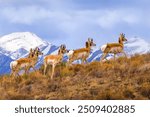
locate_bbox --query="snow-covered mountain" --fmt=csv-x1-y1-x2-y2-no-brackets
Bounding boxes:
0,32,49,59
0,32,150,75
87,37,150,62
0,32,46,51
0,32,58,74
125,37,150,55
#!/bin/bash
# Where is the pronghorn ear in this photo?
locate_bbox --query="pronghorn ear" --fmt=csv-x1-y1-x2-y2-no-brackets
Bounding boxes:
35,47,39,51
37,47,40,51
86,41,89,48
58,49,61,54
119,38,121,43
88,38,90,42
91,38,93,42
63,44,66,49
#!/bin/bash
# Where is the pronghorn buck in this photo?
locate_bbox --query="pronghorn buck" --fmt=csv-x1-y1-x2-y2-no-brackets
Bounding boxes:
68,38,96,65
44,44,68,79
100,33,127,61
10,47,43,77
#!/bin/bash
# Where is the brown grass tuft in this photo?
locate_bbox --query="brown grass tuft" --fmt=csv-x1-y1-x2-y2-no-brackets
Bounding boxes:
0,53,150,100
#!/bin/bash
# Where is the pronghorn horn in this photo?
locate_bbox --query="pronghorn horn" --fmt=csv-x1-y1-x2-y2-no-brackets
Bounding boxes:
60,45,63,48
35,47,39,51
63,44,66,48
86,41,89,48
30,48,33,52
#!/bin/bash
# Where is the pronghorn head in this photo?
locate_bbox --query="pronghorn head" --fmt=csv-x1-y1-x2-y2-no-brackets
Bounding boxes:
33,47,43,57
58,44,68,55
119,33,127,44
86,38,96,48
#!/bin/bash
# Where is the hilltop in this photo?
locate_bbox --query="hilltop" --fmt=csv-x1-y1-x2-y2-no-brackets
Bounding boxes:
0,32,150,74
0,53,150,100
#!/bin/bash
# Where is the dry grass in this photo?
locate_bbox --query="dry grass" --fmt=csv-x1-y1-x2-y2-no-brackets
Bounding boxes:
0,53,150,100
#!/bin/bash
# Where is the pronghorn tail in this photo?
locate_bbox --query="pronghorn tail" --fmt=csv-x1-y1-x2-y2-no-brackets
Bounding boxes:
10,61,17,70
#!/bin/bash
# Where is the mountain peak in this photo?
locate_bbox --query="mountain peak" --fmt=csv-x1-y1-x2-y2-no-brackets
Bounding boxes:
0,32,47,52
125,37,150,54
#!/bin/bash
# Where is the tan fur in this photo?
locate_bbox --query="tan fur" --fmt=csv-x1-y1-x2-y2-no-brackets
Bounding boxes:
44,45,67,79
68,38,96,64
10,47,43,77
101,33,127,61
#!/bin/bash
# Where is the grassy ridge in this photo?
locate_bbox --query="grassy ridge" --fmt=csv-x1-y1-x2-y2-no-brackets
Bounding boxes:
0,54,150,100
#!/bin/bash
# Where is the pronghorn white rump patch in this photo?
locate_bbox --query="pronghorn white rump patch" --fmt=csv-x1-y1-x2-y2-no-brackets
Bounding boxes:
67,50,74,57
101,44,107,52
20,63,29,68
10,61,18,69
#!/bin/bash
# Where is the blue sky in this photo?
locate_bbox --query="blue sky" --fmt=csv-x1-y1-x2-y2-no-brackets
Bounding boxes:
0,0,150,49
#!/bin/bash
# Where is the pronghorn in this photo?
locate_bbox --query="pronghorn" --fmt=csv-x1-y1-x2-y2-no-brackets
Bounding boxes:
100,33,127,61
44,44,68,79
67,38,96,65
10,47,43,77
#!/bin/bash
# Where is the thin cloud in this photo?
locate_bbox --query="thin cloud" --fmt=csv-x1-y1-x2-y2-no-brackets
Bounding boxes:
97,10,140,29
0,0,149,48
1,6,50,25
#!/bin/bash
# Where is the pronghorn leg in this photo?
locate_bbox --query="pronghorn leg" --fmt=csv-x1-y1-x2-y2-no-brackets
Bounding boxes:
13,69,20,78
51,64,56,79
25,66,31,74
16,71,20,78
84,59,88,64
114,54,116,60
67,59,71,66
101,53,107,62
44,64,47,75
83,57,88,64
81,58,84,64
122,51,127,58
67,59,73,66
25,67,28,75
10,66,16,77
10,69,14,77
32,67,36,72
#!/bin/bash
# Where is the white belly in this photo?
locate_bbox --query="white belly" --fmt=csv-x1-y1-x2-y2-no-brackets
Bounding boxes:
77,52,87,59
110,47,122,53
20,63,29,68
47,59,59,65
